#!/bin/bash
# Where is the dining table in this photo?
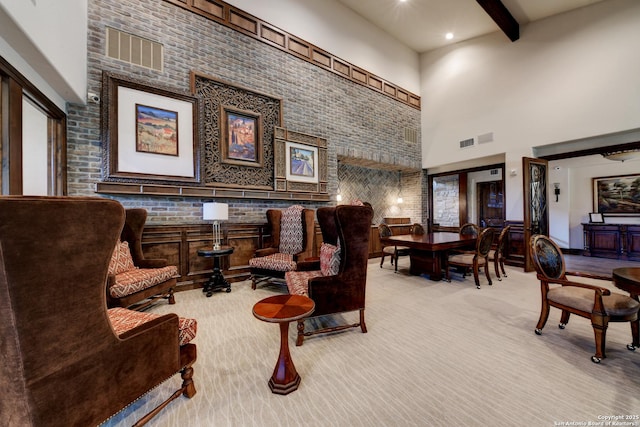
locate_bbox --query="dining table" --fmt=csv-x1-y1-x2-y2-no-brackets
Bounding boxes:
382,232,476,281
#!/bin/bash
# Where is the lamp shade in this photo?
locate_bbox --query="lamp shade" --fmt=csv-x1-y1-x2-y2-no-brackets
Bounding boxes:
203,202,228,221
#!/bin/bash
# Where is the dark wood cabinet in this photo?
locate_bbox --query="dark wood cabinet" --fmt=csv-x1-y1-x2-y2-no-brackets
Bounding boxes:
583,223,640,261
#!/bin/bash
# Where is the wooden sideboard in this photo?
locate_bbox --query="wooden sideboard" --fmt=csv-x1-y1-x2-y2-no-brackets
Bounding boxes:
582,223,640,261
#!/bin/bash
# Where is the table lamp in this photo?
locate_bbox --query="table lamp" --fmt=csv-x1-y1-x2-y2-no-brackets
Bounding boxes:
203,202,228,250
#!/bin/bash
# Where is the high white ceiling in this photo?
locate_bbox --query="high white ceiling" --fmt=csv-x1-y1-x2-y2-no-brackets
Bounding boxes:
335,0,607,53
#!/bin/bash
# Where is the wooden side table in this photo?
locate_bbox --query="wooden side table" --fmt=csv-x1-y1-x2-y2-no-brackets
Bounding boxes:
252,294,315,395
197,246,234,297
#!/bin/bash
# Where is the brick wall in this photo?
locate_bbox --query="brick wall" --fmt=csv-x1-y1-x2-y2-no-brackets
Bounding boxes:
67,0,421,224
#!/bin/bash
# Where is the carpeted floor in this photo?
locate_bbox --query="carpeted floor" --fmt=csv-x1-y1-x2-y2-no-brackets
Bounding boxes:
102,259,640,427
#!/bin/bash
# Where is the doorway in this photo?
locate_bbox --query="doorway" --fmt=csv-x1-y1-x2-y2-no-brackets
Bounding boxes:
476,181,504,228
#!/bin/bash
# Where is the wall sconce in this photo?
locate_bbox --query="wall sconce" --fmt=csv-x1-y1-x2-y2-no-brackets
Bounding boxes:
553,183,560,202
203,202,228,250
397,170,403,204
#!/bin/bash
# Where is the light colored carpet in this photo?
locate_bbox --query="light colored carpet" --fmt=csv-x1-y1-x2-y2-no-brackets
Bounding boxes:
102,259,640,427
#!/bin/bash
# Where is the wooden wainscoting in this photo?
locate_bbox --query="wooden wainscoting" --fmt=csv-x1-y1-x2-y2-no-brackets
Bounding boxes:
141,222,269,292
142,221,391,293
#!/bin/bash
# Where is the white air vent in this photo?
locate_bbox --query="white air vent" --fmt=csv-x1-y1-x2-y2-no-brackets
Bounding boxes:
404,128,418,144
490,169,499,175
106,27,163,71
477,132,494,144
459,138,475,149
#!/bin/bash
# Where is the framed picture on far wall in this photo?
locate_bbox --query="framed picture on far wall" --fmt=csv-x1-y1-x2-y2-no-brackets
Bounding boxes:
589,212,604,223
285,141,318,184
220,106,262,168
593,174,640,216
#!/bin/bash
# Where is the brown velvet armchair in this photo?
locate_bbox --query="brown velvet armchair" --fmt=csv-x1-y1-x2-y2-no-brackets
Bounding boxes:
286,205,374,345
107,208,178,310
0,196,196,427
249,205,315,289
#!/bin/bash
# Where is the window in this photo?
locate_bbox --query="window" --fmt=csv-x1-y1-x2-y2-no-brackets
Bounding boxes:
0,56,66,195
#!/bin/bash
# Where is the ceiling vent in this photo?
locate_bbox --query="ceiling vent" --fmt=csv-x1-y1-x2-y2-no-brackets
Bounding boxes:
459,138,475,149
106,27,163,72
404,128,418,144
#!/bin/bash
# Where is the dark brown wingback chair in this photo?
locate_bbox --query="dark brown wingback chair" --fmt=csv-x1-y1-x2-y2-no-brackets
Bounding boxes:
286,205,374,345
249,205,315,289
0,196,197,427
107,208,178,310
530,234,639,363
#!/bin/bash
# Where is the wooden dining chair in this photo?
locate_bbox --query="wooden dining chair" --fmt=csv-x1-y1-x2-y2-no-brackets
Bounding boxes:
488,225,511,281
530,234,640,363
378,223,409,272
445,227,495,289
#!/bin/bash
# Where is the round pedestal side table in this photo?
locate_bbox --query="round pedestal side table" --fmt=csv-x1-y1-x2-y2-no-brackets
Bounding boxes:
252,294,315,395
197,246,234,297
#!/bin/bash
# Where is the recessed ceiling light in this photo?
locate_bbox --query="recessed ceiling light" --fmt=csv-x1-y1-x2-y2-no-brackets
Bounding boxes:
445,32,454,40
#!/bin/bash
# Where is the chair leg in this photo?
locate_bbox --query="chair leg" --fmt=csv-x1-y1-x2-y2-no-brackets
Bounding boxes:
380,254,385,268
359,309,367,334
591,314,609,363
535,300,550,334
394,254,399,272
559,310,571,329
499,258,507,277
484,262,492,286
296,320,305,346
251,275,257,290
168,288,176,304
493,258,501,281
629,319,639,351
473,267,480,289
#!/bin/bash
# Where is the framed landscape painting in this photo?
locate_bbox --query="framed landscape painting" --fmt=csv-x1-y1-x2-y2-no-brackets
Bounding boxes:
102,72,200,184
593,174,640,216
135,104,179,156
285,141,318,183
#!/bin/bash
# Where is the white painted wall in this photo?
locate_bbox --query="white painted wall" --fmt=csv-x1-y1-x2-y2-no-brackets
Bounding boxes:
549,155,640,249
0,0,87,107
420,0,640,221
22,98,49,195
225,0,420,94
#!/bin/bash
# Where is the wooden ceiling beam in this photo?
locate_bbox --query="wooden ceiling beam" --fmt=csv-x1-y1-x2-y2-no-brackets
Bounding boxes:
476,0,520,42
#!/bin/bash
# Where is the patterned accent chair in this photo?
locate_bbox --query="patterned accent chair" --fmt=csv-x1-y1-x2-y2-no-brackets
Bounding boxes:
530,234,639,363
107,208,178,310
0,196,197,427
249,205,315,289
285,205,374,346
445,227,495,289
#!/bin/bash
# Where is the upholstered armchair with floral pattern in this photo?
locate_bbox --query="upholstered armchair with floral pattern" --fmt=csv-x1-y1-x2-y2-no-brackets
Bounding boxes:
249,205,315,289
107,208,178,310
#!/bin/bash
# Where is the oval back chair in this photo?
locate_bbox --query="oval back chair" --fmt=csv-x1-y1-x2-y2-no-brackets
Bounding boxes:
530,234,640,363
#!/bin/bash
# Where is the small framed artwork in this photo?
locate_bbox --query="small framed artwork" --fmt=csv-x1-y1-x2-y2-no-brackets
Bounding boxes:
285,141,318,184
102,72,200,184
135,104,179,156
593,174,640,216
220,106,262,167
589,212,604,223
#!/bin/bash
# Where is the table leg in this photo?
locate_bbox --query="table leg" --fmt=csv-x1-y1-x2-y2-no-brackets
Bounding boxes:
203,256,231,297
631,294,639,349
268,321,300,395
